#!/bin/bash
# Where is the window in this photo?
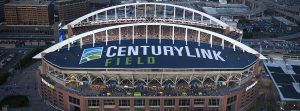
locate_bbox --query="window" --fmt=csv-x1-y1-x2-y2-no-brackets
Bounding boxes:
227,96,237,104
149,108,160,111
149,99,160,106
209,99,219,106
119,99,130,106
194,99,205,105
164,99,175,106
134,108,144,111
134,99,145,106
88,99,99,106
208,107,219,111
179,99,189,106
104,99,115,105
69,96,80,105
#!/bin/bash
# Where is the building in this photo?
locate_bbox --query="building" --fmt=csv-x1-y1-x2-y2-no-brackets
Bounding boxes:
202,4,249,17
0,0,8,22
263,59,300,111
4,1,54,25
0,1,55,48
34,3,264,111
57,0,88,23
272,16,299,32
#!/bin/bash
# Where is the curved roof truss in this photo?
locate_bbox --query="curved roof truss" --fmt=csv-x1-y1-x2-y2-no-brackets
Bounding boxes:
62,2,229,29
35,23,265,59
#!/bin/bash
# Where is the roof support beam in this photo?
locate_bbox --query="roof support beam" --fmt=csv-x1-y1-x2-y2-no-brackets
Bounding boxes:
159,25,161,44
115,8,117,19
132,26,135,44
118,28,121,45
164,5,166,18
173,7,176,19
183,9,185,19
62,2,230,29
210,34,212,48
222,39,224,49
192,12,194,21
172,26,175,44
146,25,148,44
125,6,127,18
135,4,137,18
105,30,108,46
154,4,156,18
93,34,95,47
144,4,147,17
198,31,201,46
185,28,188,45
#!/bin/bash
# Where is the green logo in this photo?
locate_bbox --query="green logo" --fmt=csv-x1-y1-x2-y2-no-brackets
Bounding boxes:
79,47,103,64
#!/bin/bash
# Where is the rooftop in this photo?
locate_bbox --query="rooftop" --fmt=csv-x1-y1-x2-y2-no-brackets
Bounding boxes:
263,59,300,101
273,17,299,27
202,4,249,16
44,39,257,70
6,0,51,6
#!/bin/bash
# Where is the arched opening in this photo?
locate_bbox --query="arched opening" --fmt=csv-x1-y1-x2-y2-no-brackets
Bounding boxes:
148,80,161,96
120,79,133,88
66,75,78,88
190,79,200,89
107,79,118,90
79,77,89,87
203,78,215,91
135,80,146,89
91,78,104,91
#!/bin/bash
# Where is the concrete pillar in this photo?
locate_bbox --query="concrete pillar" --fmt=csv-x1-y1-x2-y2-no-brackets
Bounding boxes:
99,99,104,111
115,99,119,111
189,98,194,111
160,98,164,111
204,98,208,111
130,98,134,110
175,98,179,111
145,98,149,111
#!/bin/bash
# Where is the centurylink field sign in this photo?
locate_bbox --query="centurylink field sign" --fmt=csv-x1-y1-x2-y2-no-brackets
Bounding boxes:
44,39,257,69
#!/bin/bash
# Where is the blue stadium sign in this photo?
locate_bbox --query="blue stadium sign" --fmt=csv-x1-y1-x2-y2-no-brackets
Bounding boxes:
44,39,257,69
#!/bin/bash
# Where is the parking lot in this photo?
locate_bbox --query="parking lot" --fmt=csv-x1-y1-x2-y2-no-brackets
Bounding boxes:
0,48,29,74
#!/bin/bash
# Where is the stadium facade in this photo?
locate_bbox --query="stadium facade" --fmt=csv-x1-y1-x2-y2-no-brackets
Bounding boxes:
34,3,265,111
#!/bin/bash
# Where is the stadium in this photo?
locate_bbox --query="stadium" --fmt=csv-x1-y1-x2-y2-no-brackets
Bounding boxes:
34,2,265,111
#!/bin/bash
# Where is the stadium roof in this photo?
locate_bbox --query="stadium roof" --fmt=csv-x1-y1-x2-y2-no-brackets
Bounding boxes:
61,2,230,29
264,60,300,101
34,23,266,59
44,39,258,69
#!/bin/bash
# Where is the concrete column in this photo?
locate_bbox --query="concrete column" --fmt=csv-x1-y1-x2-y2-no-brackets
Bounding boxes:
99,99,104,111
145,98,150,111
130,98,134,110
175,98,179,111
160,98,164,111
203,98,208,111
115,99,119,111
189,98,194,111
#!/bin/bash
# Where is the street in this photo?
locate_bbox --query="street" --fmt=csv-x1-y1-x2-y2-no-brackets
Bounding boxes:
0,61,57,111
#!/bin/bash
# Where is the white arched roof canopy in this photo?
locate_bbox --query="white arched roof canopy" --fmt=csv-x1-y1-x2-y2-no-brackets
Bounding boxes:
62,2,229,29
35,23,265,59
